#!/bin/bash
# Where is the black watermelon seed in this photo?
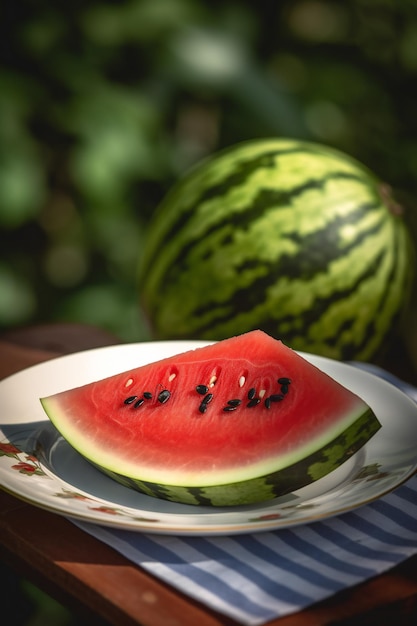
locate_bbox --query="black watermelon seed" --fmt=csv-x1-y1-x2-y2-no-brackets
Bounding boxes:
270,394,284,402
199,402,208,414
202,393,213,405
158,389,171,404
248,387,256,400
196,384,209,395
223,405,238,412
280,384,289,395
264,397,271,409
143,392,153,399
134,398,145,408
124,396,138,405
247,398,260,408
227,399,241,406
278,377,291,385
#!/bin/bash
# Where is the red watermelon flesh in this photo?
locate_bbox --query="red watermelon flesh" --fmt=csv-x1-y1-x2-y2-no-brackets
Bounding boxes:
40,330,380,505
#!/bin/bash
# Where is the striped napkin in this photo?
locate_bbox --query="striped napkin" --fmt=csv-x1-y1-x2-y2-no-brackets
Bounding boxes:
72,365,417,626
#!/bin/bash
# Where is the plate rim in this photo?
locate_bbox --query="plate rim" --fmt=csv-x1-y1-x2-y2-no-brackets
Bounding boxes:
1,340,417,535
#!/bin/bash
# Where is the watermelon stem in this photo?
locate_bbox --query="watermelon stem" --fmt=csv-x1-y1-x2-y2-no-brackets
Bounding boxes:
379,183,404,216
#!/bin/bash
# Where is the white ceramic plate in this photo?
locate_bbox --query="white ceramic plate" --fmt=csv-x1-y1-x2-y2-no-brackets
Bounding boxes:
1,341,417,536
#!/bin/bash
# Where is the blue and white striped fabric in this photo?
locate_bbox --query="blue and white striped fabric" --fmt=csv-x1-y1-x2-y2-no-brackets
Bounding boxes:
72,366,417,625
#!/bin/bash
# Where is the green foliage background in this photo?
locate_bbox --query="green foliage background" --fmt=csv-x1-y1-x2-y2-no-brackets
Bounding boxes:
1,0,417,348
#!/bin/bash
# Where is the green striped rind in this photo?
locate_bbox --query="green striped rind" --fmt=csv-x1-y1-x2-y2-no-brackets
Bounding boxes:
139,139,414,361
95,407,380,506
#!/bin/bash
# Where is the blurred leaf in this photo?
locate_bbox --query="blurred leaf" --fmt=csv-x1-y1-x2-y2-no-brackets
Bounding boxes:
0,264,36,324
20,12,66,56
81,0,199,45
84,212,143,279
304,100,349,142
0,150,45,227
57,283,150,342
169,26,250,87
42,243,89,288
64,85,163,204
399,22,417,71
286,1,349,43
0,73,46,226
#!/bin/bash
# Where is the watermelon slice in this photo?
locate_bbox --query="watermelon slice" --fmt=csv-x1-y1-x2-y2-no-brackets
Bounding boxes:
40,330,381,506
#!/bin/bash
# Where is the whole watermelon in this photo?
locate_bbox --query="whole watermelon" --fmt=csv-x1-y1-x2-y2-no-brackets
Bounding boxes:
139,138,414,361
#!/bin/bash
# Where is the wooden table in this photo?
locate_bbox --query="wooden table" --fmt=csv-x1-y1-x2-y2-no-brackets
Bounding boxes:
1,323,417,626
